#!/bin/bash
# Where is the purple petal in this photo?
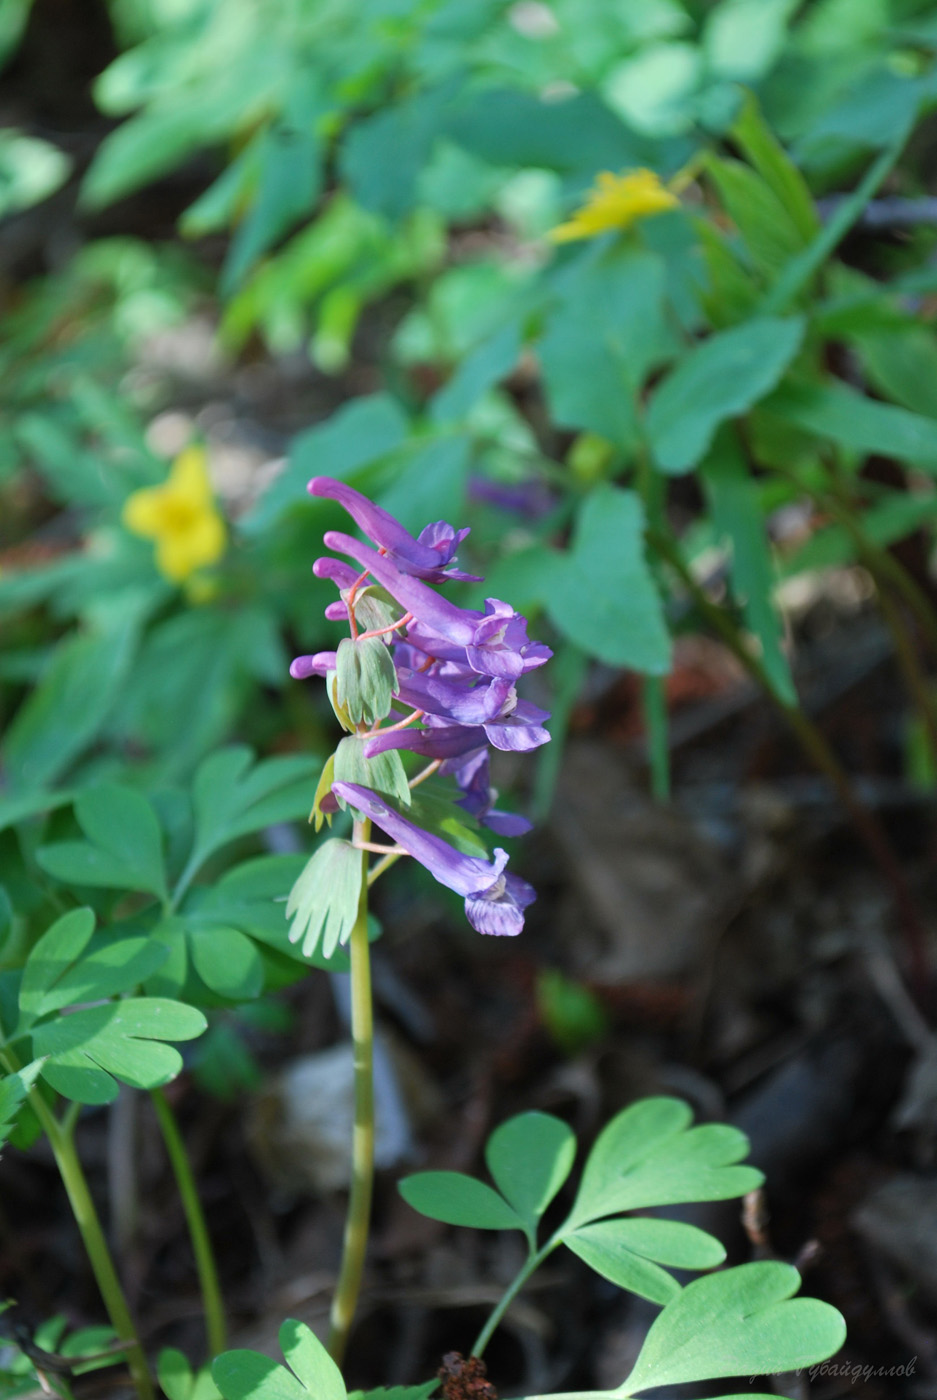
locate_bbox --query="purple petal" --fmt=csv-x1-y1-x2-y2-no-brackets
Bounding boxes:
394,671,516,726
483,700,551,752
363,725,482,761
310,478,477,580
325,600,349,620
484,810,533,837
313,557,361,589
448,750,533,836
331,781,508,898
464,872,536,936
324,531,481,645
290,651,337,679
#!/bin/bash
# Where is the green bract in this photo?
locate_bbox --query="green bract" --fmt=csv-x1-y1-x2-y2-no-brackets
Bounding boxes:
334,636,397,728
285,840,363,959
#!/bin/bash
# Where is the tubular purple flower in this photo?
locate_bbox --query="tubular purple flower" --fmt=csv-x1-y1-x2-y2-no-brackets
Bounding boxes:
393,671,517,726
363,724,483,762
324,531,479,645
313,557,361,590
290,650,338,679
448,749,533,837
309,477,479,581
332,781,535,936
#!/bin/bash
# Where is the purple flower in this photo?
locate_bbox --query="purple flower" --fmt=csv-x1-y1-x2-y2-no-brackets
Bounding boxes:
332,781,535,936
308,477,479,582
324,530,552,679
289,650,338,680
447,749,533,837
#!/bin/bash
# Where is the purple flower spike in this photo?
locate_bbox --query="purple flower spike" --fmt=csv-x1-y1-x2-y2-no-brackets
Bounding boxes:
309,478,479,581
332,781,535,935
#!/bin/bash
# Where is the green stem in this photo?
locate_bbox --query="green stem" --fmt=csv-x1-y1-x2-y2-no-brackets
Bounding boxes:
759,137,904,316
150,1087,227,1359
471,1236,559,1359
21,1078,154,1400
327,818,374,1367
649,527,930,993
783,464,937,761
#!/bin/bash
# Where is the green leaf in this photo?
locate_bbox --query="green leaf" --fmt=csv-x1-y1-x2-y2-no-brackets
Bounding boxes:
544,486,671,675
78,785,167,899
705,158,807,279
398,1171,525,1232
762,379,937,470
285,840,363,960
602,42,701,137
349,1385,437,1400
539,246,677,448
158,1348,222,1400
181,854,353,974
536,967,610,1054
647,317,805,474
277,1320,345,1400
248,394,409,533
222,121,323,292
32,997,207,1105
375,435,471,538
2,615,138,791
448,89,647,176
702,0,798,83
212,1320,345,1400
853,325,937,420
188,926,265,1002
620,1262,846,1394
342,87,450,221
485,1112,576,1231
0,1061,42,1150
431,323,521,422
702,430,794,703
569,1097,762,1226
23,937,167,1025
0,129,70,217
17,907,95,1022
189,748,320,875
730,94,818,244
563,1216,725,1305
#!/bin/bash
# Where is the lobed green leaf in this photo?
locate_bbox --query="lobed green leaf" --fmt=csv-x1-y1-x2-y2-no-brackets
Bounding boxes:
398,1171,525,1232
620,1261,846,1394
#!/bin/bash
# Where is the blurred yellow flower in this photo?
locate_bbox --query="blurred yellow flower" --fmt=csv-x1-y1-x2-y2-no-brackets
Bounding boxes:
123,446,226,583
548,168,680,243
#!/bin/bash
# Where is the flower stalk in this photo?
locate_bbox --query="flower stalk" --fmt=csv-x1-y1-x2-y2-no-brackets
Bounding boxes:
327,819,374,1366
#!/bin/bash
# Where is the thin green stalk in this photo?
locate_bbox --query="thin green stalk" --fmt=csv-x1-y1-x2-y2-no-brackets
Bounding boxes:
648,527,930,993
22,1080,154,1400
759,137,905,316
641,675,670,801
150,1087,227,1358
781,462,937,758
328,818,374,1367
471,1236,559,1358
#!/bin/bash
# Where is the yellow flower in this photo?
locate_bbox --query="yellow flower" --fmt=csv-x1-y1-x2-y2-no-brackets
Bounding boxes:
548,168,680,244
123,446,227,584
